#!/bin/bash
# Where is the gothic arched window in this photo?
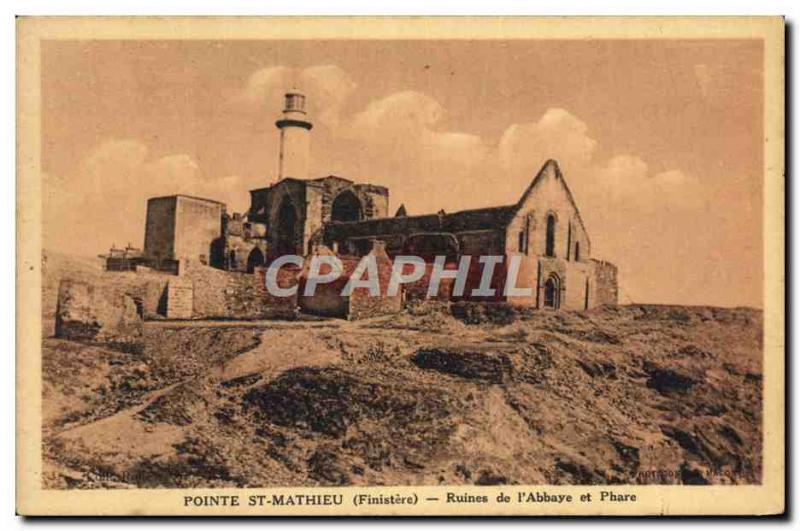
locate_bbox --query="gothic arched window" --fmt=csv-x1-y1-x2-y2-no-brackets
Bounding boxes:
545,214,557,257
331,190,364,222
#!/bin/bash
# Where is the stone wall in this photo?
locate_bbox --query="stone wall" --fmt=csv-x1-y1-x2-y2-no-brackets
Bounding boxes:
143,196,177,261
224,235,267,273
405,260,504,304
348,245,403,320
404,263,457,303
562,261,592,310
300,282,350,317
165,277,194,319
51,268,169,322
507,160,592,261
322,206,515,259
458,230,505,256
183,261,297,319
222,214,268,271
247,187,272,224
534,257,567,309
314,176,353,223
173,196,225,265
304,184,326,255
298,242,402,320
53,261,298,333
143,195,225,267
592,259,619,306
358,184,389,219
263,179,308,257
55,279,144,352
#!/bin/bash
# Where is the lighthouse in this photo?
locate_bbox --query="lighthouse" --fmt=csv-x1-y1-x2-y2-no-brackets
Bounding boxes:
275,91,313,180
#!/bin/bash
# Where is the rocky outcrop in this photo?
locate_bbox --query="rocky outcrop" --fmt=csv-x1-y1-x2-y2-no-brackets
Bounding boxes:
410,343,553,385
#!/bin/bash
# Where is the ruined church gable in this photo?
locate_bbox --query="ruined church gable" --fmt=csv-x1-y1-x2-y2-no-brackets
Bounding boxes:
506,160,590,261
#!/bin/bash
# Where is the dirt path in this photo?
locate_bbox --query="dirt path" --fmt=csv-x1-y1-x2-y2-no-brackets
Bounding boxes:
144,319,343,329
52,321,347,461
217,325,344,382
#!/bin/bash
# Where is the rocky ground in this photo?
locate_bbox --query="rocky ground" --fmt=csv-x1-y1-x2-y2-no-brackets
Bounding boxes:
42,291,763,488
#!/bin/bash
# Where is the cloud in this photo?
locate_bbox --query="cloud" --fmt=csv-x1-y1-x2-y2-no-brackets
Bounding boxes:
499,108,597,176
559,153,713,305
585,155,705,210
339,90,697,219
650,169,706,209
298,65,357,127
233,65,356,129
49,92,705,278
79,139,149,199
143,153,199,179
238,66,293,106
352,91,444,133
350,91,486,159
344,91,491,212
44,139,250,256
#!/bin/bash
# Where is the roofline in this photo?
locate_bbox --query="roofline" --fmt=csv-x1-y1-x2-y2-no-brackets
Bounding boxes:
325,203,518,227
252,176,389,194
147,194,226,206
312,175,354,183
514,159,591,248
250,177,330,194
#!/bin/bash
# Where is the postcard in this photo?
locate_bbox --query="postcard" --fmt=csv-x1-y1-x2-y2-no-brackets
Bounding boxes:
16,16,784,516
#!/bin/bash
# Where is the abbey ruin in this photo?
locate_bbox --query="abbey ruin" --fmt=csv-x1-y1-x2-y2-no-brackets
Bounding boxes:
100,91,617,321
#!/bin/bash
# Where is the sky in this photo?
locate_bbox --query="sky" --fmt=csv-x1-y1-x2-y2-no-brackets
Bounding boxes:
41,39,764,307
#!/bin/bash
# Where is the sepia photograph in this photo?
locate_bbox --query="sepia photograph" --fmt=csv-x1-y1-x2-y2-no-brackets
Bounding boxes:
15,16,784,516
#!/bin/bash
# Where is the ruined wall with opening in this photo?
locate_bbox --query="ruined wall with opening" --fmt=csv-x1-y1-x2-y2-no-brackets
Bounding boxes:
273,183,305,256
356,184,389,219
297,243,402,320
533,257,567,309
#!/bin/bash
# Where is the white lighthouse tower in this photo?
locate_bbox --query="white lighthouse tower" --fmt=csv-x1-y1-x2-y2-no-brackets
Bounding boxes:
275,91,313,180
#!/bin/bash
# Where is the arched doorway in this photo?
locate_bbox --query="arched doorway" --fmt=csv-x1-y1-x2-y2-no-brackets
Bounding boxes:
246,248,265,273
543,274,560,309
331,190,363,222
275,198,298,256
545,214,557,257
